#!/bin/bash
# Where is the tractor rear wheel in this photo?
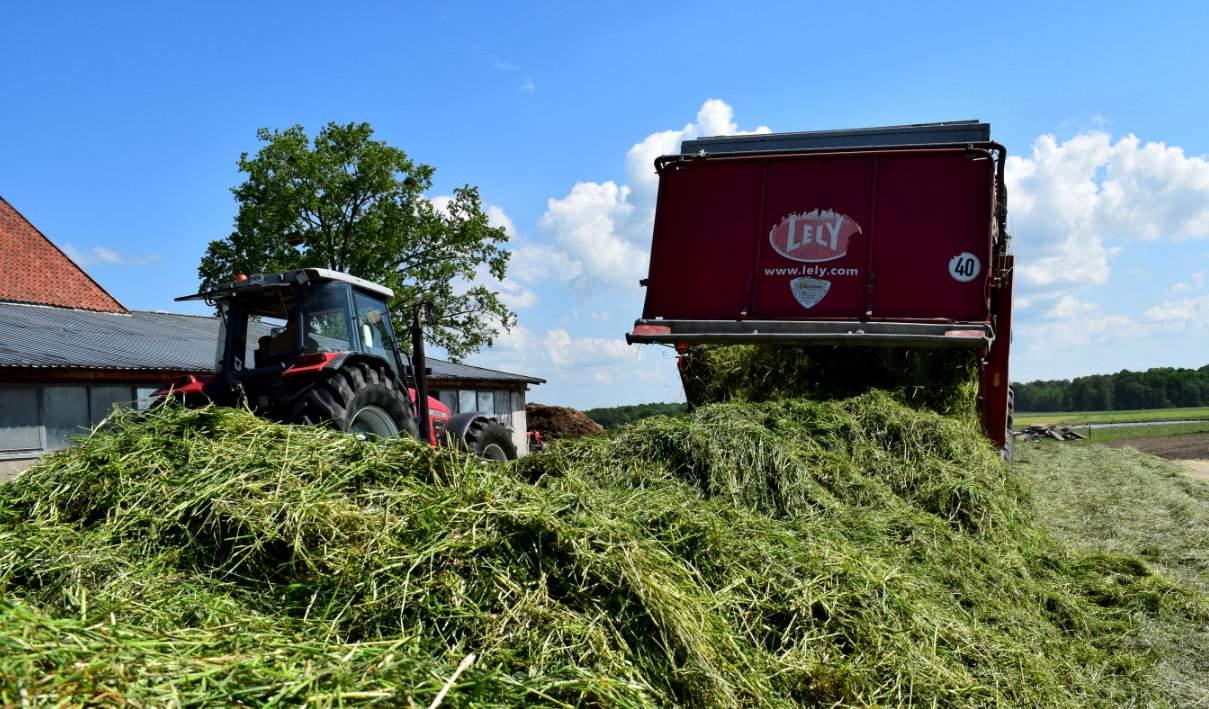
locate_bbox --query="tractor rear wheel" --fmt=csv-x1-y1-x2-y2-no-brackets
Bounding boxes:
290,361,419,441
464,417,517,461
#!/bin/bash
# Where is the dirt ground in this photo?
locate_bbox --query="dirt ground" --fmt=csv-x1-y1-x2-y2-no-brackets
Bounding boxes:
1104,432,1209,482
1104,432,1209,459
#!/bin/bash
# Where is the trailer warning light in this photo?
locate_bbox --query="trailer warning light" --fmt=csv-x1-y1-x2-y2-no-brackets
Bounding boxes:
631,324,672,336
235,274,248,282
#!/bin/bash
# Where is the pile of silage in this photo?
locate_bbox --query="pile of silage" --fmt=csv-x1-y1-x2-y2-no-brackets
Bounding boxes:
0,400,1200,707
680,344,982,419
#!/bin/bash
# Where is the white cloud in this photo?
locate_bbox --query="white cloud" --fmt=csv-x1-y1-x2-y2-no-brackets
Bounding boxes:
1006,131,1209,302
542,328,634,369
509,244,581,284
1169,269,1206,293
624,99,769,207
1006,134,1115,294
537,181,646,288
483,53,518,72
1012,290,1149,355
537,99,769,291
472,324,652,386
1096,136,1209,241
485,205,516,236
1047,294,1097,319
62,242,158,268
1145,294,1209,330
433,199,538,309
481,53,534,92
477,264,537,308
1019,311,1147,352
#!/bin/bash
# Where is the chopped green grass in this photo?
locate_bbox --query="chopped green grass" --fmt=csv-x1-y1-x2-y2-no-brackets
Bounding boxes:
1,399,1201,706
1015,442,1209,707
1015,406,1209,427
680,344,982,422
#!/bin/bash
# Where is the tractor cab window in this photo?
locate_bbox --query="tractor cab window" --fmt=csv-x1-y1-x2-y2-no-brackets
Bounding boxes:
299,281,355,354
250,315,287,369
352,290,401,377
243,287,300,368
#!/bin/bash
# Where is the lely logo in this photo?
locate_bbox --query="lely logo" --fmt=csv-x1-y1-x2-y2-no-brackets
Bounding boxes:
769,209,862,263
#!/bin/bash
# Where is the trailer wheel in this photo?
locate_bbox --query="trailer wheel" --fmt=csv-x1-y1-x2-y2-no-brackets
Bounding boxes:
464,417,517,461
291,361,419,441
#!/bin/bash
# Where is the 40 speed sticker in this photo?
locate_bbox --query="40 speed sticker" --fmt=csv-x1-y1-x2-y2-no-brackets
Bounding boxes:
948,252,981,282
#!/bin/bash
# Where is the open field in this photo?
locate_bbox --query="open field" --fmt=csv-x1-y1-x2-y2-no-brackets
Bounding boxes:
1067,421,1209,444
1015,406,1209,427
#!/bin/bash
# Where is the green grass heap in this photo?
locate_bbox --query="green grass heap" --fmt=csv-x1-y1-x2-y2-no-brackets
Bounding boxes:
680,344,982,419
0,397,1201,706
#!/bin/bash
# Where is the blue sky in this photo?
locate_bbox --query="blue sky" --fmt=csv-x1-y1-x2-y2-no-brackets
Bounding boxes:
4,1,1209,408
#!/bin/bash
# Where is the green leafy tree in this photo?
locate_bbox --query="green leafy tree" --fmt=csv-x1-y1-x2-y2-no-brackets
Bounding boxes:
199,122,514,359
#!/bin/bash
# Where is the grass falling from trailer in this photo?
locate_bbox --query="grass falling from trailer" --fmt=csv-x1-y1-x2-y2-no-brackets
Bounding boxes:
2,398,1204,706
679,344,983,423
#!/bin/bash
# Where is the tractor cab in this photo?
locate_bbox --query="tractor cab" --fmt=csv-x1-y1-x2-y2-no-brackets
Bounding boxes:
167,267,518,460
179,268,405,384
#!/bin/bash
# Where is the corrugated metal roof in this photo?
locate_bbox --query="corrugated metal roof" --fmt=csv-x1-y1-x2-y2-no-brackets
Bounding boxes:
426,358,544,384
0,303,219,371
0,301,543,384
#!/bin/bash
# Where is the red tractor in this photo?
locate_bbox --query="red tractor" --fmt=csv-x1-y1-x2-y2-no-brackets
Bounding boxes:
628,121,1015,455
162,268,517,460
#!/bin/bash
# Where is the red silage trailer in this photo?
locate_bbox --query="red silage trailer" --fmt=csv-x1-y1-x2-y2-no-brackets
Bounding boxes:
627,121,1014,451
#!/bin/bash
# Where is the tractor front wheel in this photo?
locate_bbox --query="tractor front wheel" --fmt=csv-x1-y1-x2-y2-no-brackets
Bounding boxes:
291,361,419,441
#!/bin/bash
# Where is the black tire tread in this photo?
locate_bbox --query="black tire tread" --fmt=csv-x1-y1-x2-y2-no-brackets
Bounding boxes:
463,417,517,460
288,360,418,440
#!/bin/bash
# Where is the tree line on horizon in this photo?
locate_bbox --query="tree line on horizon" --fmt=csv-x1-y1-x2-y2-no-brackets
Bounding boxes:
583,402,686,429
586,363,1209,422
1013,364,1209,412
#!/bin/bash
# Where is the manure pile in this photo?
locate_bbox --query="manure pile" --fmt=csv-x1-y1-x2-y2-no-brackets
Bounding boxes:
0,381,1200,705
525,403,604,440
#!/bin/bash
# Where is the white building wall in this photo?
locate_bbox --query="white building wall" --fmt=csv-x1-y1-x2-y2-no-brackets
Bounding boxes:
511,390,528,456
